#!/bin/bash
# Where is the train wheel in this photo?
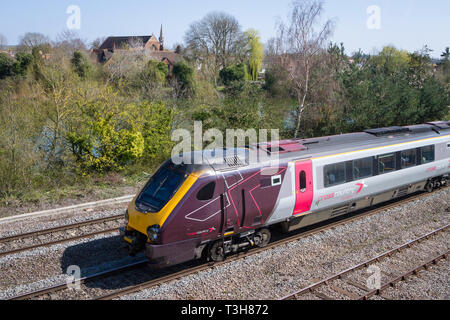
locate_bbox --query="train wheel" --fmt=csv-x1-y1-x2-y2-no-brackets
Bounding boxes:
425,181,434,193
255,228,271,248
209,241,225,262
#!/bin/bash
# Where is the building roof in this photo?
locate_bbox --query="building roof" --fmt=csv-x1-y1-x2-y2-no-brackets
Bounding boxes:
147,51,182,65
99,35,156,50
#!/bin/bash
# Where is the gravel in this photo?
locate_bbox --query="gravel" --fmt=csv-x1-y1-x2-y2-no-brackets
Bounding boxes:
0,189,448,300
0,230,142,299
0,204,128,239
120,189,449,300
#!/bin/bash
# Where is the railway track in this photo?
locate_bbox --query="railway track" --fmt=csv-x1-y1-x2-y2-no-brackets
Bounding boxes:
281,224,449,300
6,187,448,300
0,214,124,257
94,188,449,301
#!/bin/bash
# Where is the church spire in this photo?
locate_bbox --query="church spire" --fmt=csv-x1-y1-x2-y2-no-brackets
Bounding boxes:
159,24,164,51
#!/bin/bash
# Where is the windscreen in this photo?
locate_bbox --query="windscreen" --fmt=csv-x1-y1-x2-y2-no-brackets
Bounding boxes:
136,161,188,213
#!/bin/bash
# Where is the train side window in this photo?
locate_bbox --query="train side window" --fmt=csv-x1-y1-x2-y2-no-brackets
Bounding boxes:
421,145,435,164
401,149,416,169
196,181,216,201
353,157,373,180
324,162,346,188
299,171,307,192
378,153,396,174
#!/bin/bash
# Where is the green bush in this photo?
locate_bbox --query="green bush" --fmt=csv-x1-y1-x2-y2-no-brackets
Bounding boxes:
172,60,195,97
0,53,14,79
219,63,246,86
71,51,92,79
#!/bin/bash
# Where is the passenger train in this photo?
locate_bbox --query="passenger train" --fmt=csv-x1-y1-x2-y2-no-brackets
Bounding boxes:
120,122,450,268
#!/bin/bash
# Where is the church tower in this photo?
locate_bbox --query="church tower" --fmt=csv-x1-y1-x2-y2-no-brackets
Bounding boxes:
159,24,164,51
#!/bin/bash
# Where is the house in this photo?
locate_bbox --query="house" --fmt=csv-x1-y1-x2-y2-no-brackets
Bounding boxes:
93,25,181,73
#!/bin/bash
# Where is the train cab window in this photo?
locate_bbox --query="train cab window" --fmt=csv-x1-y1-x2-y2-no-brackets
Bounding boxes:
196,181,216,201
421,145,435,164
136,161,188,213
324,163,346,188
378,153,396,174
401,149,417,169
353,157,373,180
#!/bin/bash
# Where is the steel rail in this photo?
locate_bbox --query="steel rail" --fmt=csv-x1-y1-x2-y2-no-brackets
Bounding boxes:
0,214,123,243
280,224,449,300
357,250,449,300
0,227,121,258
0,195,133,224
95,189,448,300
0,215,124,258
8,259,148,300
7,187,448,300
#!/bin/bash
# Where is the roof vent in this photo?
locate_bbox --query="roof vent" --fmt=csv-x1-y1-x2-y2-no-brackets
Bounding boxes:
259,140,307,154
364,126,411,136
427,121,450,130
224,155,245,168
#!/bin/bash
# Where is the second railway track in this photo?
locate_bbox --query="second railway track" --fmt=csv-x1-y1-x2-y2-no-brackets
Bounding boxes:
281,224,449,300
0,214,124,257
5,187,448,300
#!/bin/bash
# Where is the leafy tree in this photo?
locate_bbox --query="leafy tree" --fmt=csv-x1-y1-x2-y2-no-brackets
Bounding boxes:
143,60,168,83
219,63,246,86
440,47,450,61
184,12,245,84
437,47,450,85
71,51,92,79
68,97,145,173
139,102,174,164
172,60,195,97
13,52,34,77
0,53,14,79
372,46,410,75
244,29,264,81
0,52,33,79
272,0,335,138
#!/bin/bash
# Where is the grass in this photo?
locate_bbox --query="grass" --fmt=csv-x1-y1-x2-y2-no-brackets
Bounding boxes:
0,163,156,215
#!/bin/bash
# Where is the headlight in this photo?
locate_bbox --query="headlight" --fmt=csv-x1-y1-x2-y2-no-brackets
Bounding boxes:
125,210,129,224
147,225,161,242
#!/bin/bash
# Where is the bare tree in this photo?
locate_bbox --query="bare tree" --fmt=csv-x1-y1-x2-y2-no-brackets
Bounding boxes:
18,32,51,51
90,37,106,50
0,34,7,50
127,37,144,50
54,30,87,57
184,11,245,83
273,0,335,137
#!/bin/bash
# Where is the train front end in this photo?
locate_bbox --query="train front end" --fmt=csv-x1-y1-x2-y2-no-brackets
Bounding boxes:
120,159,213,268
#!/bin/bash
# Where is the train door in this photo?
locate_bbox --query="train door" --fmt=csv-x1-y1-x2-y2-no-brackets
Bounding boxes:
222,172,242,231
293,160,314,215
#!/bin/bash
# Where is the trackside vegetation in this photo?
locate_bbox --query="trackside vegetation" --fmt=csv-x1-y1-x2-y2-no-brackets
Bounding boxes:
0,5,449,210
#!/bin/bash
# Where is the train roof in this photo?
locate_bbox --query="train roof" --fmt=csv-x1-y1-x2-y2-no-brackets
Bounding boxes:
254,122,450,164
174,122,450,172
